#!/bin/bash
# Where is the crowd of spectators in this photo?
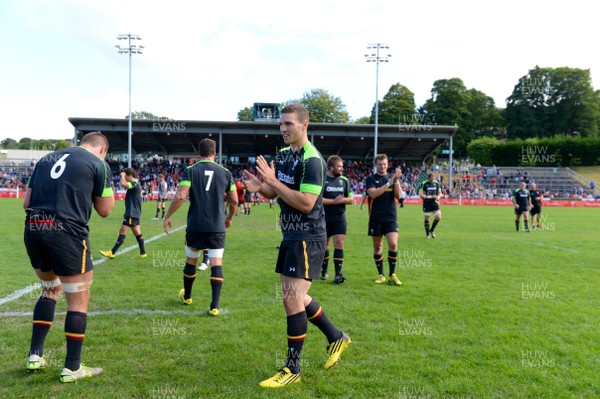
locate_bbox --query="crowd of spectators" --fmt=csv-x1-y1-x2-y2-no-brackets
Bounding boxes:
2,155,597,200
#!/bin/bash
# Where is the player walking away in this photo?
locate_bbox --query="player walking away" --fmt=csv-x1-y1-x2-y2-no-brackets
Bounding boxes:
243,103,350,388
512,181,532,232
529,182,543,230
235,179,245,216
153,173,169,220
243,187,252,215
163,138,237,316
23,131,114,382
321,155,353,283
100,168,147,259
420,173,442,239
365,154,403,286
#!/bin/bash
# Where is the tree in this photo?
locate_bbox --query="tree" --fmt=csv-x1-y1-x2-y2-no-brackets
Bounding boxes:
465,89,505,139
370,83,416,125
18,137,32,150
237,107,253,121
353,116,371,124
421,78,506,154
56,140,71,150
420,78,471,153
504,66,600,139
1,138,17,149
128,110,160,119
286,89,350,123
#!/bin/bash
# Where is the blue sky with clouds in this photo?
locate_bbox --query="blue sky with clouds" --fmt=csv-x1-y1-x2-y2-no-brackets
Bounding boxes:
1,0,597,141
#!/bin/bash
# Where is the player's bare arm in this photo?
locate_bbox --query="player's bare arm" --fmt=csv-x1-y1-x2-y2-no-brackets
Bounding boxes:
225,189,238,229
163,185,189,234
392,169,402,199
93,195,115,218
368,182,394,200
255,155,318,214
23,188,32,209
119,172,129,189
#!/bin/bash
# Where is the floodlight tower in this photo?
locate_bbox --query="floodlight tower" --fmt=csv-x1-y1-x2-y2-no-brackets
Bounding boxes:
365,43,391,171
116,34,143,168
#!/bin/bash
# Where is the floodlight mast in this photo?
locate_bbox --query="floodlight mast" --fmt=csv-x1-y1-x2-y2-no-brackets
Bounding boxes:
115,34,143,168
365,43,391,173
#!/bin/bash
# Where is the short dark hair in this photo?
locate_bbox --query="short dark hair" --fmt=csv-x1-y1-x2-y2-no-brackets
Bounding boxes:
327,155,343,169
123,167,137,178
80,131,108,148
281,103,309,123
199,138,216,157
375,154,388,163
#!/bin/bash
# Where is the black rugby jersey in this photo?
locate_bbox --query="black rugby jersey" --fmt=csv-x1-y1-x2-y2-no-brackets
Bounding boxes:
421,180,441,205
365,173,397,222
323,175,352,222
529,189,542,207
275,142,326,241
180,160,235,233
26,146,113,237
124,179,143,218
513,188,531,208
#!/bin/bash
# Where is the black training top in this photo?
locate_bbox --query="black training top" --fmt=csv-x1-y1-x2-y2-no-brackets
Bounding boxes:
180,160,235,233
26,146,113,237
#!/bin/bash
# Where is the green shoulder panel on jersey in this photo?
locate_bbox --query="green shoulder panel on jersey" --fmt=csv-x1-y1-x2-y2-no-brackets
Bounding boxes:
299,142,325,195
341,175,353,197
302,142,321,159
101,161,113,197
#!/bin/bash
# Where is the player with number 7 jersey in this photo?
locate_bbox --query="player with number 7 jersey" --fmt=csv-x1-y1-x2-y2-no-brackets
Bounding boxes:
180,157,235,233
163,139,238,316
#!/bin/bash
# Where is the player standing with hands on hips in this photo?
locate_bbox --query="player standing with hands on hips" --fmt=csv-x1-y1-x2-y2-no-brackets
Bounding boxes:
243,103,351,388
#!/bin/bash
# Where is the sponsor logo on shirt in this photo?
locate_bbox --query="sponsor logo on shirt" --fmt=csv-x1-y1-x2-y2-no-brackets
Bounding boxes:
278,171,295,185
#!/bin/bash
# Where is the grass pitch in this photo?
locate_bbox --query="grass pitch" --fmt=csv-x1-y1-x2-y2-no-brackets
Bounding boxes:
0,198,598,398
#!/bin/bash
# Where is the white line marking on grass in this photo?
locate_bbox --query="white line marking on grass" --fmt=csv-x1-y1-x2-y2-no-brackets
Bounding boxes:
0,308,226,318
0,284,41,306
0,225,187,306
492,234,579,253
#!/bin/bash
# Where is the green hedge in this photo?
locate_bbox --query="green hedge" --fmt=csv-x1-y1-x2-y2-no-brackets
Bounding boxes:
466,136,600,166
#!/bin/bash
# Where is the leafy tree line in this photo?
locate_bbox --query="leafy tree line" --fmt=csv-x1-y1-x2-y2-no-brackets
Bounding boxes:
237,66,600,155
1,137,71,151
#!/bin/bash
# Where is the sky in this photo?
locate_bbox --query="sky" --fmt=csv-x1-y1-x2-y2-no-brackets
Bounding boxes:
0,0,598,141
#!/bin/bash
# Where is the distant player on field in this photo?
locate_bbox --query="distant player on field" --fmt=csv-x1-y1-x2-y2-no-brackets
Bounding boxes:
23,131,114,382
321,155,353,283
243,187,252,216
163,138,238,316
420,173,442,239
100,168,147,259
512,181,532,232
529,182,543,230
153,173,169,220
365,154,403,286
235,179,245,216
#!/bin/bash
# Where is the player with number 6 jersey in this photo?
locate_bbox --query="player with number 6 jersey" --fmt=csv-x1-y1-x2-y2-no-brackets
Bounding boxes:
23,131,114,383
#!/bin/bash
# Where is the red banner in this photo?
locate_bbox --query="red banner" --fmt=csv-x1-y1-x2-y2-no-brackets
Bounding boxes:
3,189,599,207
